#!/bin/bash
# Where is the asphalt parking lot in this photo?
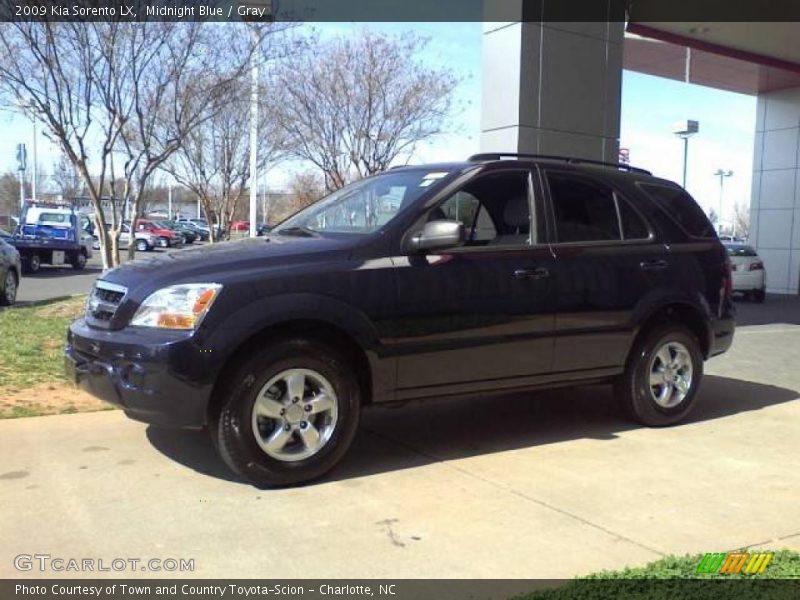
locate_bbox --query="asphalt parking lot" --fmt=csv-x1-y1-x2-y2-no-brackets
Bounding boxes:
1,295,798,579
15,247,175,305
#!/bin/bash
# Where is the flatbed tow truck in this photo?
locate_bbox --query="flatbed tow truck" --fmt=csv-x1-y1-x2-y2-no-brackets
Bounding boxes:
8,201,93,274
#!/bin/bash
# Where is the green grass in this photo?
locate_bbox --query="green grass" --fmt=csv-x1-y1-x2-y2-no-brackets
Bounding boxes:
0,297,84,389
517,551,800,600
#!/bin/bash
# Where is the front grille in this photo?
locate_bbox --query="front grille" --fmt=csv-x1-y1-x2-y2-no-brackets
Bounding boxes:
86,280,128,327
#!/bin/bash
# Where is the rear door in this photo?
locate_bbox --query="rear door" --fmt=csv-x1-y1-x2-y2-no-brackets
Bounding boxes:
543,170,671,373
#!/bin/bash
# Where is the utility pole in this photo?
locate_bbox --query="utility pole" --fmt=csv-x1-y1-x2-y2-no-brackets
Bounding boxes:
31,115,37,202
713,169,733,235
168,184,173,220
248,26,259,238
16,143,26,209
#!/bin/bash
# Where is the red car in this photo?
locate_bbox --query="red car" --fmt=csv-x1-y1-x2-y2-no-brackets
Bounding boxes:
134,219,182,248
231,220,250,232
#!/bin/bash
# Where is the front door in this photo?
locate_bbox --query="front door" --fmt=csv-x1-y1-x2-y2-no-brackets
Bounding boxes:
390,168,557,396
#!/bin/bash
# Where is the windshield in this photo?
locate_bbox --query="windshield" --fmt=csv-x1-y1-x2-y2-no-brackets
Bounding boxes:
277,168,456,235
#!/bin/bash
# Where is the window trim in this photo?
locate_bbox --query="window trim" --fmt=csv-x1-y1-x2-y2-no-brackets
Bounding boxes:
542,169,655,247
406,166,547,254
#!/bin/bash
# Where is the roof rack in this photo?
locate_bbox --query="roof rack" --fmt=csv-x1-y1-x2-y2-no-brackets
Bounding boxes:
468,153,652,175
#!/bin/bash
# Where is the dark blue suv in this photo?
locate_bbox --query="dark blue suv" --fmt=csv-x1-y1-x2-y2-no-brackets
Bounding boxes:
66,154,735,486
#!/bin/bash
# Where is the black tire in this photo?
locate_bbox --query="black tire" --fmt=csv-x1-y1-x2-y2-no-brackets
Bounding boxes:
614,324,703,427
213,338,361,487
0,269,17,306
72,250,87,270
135,239,149,252
25,253,41,274
753,289,766,303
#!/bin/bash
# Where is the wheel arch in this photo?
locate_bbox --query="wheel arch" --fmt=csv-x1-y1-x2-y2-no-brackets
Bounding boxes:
205,298,384,425
631,300,712,360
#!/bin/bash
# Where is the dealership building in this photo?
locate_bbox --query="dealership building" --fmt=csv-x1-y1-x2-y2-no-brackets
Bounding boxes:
481,12,800,294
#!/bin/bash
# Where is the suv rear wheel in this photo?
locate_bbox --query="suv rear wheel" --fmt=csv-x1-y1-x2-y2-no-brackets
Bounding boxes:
213,338,361,487
615,324,703,427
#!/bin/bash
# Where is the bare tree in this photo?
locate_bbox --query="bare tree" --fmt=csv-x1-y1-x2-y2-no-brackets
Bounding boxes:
286,170,326,213
112,23,271,260
733,202,750,239
51,154,85,200
0,21,272,267
0,22,129,268
0,171,21,218
166,83,286,242
273,30,459,191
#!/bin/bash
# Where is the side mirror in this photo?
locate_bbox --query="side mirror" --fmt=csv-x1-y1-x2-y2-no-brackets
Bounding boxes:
409,219,465,253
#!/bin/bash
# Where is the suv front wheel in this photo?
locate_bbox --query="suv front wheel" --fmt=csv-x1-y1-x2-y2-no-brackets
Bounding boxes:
615,324,703,427
213,338,361,487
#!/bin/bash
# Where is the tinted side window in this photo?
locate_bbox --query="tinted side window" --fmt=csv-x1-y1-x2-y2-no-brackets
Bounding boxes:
618,196,650,240
437,171,530,247
548,174,620,243
640,184,715,238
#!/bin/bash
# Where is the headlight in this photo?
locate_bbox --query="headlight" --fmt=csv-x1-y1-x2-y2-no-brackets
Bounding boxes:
130,283,222,330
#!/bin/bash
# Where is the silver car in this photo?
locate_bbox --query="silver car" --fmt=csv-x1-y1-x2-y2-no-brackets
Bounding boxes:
92,223,158,252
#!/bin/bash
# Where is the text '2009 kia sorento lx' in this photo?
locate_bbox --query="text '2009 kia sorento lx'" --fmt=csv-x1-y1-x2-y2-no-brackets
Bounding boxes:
66,154,735,487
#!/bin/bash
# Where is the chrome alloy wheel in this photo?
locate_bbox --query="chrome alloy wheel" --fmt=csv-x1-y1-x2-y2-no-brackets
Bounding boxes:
648,341,693,409
251,368,338,462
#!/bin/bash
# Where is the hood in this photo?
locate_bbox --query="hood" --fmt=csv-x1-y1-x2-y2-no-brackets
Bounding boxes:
101,234,354,292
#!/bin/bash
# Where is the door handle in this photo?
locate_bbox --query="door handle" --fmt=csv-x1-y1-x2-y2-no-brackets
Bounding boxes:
640,259,669,271
514,267,550,280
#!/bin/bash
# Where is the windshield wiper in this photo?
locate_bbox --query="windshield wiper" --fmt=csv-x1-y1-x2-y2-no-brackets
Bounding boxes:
277,226,318,238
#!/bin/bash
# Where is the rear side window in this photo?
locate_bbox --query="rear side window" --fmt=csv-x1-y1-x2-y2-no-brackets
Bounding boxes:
640,184,715,238
548,174,620,242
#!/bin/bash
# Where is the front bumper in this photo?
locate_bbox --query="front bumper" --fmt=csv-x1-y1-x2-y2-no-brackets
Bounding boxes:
65,318,213,428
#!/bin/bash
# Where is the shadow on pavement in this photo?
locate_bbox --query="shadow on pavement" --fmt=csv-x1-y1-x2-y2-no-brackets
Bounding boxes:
145,426,245,485
735,294,800,326
145,375,798,486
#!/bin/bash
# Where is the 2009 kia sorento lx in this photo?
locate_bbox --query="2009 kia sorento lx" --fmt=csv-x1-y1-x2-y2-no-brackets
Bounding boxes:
66,154,735,487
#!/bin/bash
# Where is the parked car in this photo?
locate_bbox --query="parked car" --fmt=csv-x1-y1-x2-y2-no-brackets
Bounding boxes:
66,154,735,487
0,232,21,306
158,220,198,244
231,220,250,231
178,221,209,242
188,219,224,241
92,223,159,253
133,219,182,248
725,242,766,302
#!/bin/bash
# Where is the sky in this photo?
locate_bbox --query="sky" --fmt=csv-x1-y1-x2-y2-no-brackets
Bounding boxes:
0,21,756,226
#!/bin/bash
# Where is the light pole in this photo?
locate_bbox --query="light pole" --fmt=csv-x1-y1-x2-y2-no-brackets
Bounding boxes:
713,169,733,235
674,120,699,189
31,114,37,202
